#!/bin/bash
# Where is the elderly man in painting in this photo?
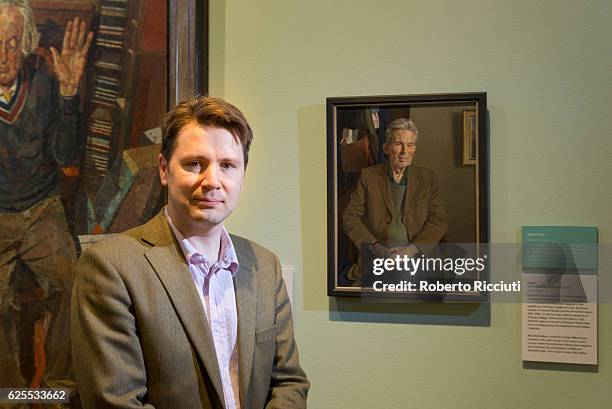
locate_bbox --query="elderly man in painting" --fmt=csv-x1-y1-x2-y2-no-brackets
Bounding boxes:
342,118,448,285
0,0,92,403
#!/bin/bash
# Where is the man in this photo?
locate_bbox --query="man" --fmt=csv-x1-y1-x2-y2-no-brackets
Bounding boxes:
0,0,92,400
72,97,310,409
343,118,448,283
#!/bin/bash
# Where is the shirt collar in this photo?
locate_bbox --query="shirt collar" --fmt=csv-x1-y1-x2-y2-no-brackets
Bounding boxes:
386,162,410,185
164,207,239,275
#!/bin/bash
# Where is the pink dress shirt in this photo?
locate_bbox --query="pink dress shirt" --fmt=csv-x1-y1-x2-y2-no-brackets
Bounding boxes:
165,209,241,409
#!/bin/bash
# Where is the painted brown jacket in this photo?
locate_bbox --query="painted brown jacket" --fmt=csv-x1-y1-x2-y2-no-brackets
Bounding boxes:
342,164,448,252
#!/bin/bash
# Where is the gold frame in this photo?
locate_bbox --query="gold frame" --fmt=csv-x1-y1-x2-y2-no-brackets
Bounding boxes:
463,110,477,165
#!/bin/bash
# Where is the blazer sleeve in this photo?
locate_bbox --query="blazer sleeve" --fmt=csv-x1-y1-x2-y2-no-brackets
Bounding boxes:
265,255,310,408
71,244,156,409
342,172,378,249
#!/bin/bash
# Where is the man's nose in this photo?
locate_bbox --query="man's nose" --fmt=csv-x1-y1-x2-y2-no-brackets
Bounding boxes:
200,164,221,189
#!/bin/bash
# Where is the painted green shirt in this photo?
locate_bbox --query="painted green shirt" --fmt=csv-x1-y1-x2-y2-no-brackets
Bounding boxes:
385,165,410,245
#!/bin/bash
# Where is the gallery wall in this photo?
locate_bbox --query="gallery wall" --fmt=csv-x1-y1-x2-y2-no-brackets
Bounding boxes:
209,1,611,408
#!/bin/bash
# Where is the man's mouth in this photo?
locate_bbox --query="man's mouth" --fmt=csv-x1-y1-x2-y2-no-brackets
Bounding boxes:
193,197,222,206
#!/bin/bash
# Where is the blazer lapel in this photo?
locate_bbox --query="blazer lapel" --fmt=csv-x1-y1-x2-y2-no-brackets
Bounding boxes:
375,165,393,216
142,213,226,407
404,168,422,216
232,239,257,404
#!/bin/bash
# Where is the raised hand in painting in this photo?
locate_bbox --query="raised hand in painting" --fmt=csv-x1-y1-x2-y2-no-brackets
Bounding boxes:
49,16,94,97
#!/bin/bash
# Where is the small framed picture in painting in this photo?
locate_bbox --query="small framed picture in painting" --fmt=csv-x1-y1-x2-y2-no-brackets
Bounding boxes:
463,110,477,165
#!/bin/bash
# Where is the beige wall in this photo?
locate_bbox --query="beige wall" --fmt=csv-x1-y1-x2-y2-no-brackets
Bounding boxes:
210,1,611,408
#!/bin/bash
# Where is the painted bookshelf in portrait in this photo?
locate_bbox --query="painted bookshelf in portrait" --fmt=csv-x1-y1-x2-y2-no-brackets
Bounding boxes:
81,0,167,233
82,0,138,194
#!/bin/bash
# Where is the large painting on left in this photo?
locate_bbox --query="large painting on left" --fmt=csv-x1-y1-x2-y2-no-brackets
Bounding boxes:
0,0,168,405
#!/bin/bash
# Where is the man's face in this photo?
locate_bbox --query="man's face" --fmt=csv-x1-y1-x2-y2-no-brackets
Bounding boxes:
159,123,245,235
0,7,24,87
384,129,417,170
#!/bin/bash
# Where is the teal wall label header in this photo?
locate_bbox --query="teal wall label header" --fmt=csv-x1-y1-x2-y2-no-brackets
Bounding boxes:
521,226,598,270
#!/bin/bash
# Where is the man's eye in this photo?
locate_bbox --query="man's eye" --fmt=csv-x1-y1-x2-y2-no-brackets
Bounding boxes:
220,162,236,169
186,161,201,169
7,38,19,52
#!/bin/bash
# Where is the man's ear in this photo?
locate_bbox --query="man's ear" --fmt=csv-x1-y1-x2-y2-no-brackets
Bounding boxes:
159,153,169,186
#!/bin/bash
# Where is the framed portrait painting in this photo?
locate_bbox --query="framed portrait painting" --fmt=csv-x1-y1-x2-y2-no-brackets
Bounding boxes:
326,93,489,300
0,0,207,395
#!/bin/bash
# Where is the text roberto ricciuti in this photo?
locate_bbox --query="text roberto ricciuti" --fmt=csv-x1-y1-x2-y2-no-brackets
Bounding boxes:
371,254,521,293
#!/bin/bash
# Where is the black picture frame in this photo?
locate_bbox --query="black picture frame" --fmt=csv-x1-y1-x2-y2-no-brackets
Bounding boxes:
326,93,489,300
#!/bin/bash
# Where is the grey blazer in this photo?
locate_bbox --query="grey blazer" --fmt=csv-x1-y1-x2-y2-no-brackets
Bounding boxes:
71,211,309,409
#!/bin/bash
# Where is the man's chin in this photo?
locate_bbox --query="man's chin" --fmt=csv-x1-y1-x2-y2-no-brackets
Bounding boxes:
190,209,227,227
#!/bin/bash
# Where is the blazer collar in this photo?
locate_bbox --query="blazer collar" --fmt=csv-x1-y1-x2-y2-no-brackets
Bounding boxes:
141,212,261,407
404,168,421,208
142,211,226,408
374,164,393,215
231,237,257,405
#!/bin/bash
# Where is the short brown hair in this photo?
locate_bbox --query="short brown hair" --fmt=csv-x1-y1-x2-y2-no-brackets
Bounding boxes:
160,96,253,167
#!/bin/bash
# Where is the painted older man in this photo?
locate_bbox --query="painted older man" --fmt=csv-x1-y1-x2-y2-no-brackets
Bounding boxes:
0,0,92,402
343,118,448,284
